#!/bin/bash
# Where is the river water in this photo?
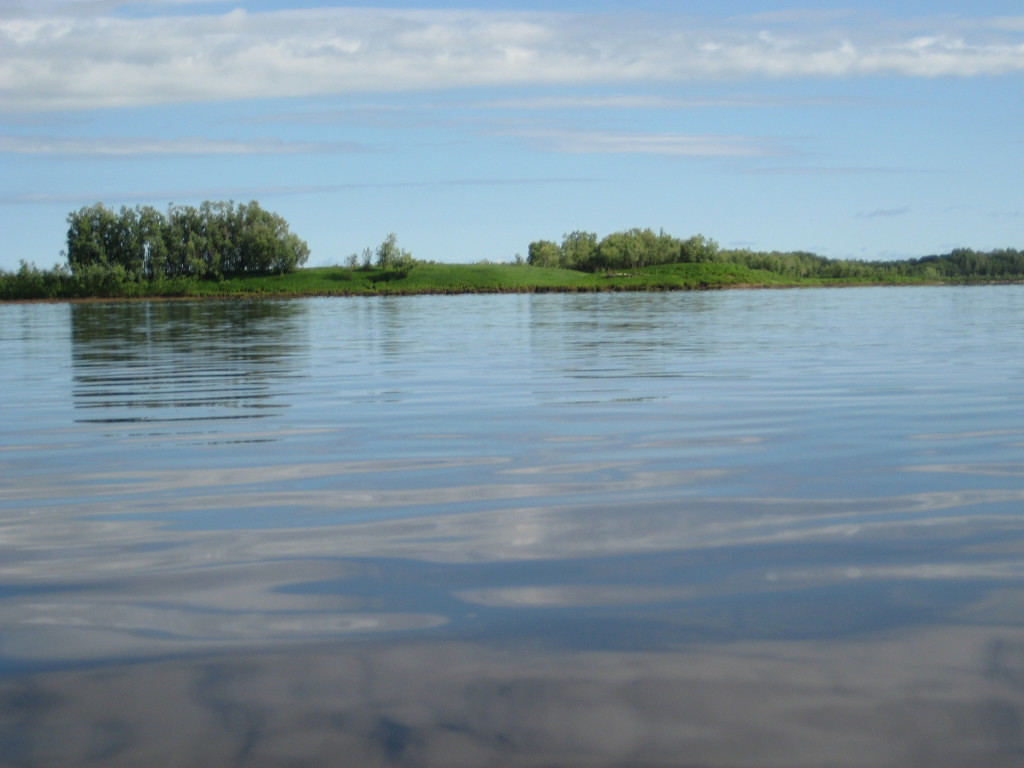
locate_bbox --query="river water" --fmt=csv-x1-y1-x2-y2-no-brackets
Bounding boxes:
2,287,1024,766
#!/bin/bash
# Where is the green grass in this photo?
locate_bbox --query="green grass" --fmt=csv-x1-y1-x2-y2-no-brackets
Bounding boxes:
182,263,603,297
0,259,1003,302
186,262,791,298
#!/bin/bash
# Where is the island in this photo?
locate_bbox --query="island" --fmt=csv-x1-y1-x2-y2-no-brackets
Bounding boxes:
3,201,1023,301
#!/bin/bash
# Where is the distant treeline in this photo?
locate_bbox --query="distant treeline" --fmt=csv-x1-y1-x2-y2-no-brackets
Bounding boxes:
65,201,310,280
529,228,1024,281
5,217,1024,301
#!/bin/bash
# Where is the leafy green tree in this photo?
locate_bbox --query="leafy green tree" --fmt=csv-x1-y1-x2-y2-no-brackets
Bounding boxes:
594,231,634,271
584,228,679,272
375,233,413,270
679,234,719,263
65,203,119,272
651,229,683,266
527,239,560,267
559,231,598,269
169,205,210,277
136,205,169,279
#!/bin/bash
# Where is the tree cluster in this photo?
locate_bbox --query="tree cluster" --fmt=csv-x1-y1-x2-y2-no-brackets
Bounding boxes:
65,201,310,280
711,246,1024,280
528,228,1024,282
528,229,721,272
344,233,415,272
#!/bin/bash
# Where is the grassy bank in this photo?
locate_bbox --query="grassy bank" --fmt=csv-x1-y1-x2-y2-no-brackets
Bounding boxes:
10,209,1020,301
0,259,1008,302
193,261,798,297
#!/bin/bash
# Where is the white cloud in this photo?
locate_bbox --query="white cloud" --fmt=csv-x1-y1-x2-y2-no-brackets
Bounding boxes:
860,205,912,219
508,128,787,158
1,7,1023,112
0,135,365,155
483,94,826,110
1,177,592,205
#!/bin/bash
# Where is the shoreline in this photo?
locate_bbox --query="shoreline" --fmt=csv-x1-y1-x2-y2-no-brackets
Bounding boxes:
5,279,1018,305
3,259,1021,305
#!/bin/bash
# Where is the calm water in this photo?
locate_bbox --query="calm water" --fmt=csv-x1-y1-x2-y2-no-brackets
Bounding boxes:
2,287,1024,766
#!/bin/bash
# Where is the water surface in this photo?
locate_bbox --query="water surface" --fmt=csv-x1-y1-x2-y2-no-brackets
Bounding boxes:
2,288,1024,766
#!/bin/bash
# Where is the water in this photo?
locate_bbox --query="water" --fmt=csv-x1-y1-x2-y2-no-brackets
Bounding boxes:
2,287,1024,766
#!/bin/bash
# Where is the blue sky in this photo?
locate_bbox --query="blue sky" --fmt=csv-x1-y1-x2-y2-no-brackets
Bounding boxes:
1,1,1022,271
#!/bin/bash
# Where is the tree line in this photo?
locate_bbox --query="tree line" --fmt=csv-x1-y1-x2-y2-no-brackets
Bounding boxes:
528,228,1024,281
5,213,1024,301
65,201,310,280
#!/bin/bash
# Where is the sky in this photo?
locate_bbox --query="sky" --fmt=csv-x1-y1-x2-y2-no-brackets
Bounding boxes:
1,1,1023,271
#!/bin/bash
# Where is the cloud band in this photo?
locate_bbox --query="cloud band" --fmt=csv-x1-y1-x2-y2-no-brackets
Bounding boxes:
2,7,1023,112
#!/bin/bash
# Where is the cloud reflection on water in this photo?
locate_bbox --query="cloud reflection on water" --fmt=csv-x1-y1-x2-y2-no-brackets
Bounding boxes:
908,463,1024,477
3,476,1024,661
4,291,1024,765
4,626,1024,767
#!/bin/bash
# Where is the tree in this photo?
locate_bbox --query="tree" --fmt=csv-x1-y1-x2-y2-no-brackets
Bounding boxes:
65,203,119,272
527,239,560,268
136,205,169,279
375,233,412,270
595,231,631,271
560,230,598,270
679,234,720,263
651,229,682,266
